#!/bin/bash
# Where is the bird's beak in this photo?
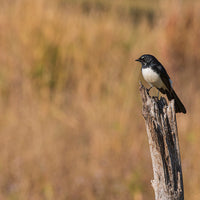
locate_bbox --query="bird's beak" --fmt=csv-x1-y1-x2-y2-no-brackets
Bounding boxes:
135,58,140,62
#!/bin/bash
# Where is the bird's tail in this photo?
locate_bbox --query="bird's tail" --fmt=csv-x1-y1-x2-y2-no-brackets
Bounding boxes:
165,89,186,114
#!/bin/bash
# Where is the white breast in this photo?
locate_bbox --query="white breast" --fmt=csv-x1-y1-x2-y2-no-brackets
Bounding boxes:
142,68,165,89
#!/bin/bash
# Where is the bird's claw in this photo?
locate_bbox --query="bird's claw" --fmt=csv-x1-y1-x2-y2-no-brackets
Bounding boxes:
147,87,152,94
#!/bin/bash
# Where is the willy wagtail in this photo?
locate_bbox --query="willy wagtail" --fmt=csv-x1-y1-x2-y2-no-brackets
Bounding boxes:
136,54,186,114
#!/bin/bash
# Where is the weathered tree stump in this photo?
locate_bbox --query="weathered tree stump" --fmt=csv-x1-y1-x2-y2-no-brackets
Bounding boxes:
139,83,184,200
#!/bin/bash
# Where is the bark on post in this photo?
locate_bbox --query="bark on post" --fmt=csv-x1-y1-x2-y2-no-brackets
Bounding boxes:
139,83,184,200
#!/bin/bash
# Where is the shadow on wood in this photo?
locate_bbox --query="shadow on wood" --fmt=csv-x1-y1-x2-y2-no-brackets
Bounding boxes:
139,83,184,200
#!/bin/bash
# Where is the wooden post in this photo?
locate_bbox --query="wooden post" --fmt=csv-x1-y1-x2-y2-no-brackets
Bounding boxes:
139,83,184,200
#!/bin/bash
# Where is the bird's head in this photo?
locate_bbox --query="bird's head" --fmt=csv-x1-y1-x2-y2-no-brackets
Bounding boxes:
135,54,158,66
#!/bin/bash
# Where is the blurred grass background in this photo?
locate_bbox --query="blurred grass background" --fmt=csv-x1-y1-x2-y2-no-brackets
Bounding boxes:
0,0,200,199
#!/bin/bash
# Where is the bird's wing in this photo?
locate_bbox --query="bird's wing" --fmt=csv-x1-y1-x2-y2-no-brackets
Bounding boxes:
157,64,172,91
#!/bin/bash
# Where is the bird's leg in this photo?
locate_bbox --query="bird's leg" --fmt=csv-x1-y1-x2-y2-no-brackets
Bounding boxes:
147,86,152,93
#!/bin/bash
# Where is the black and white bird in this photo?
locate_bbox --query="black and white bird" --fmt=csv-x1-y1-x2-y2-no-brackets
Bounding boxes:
136,54,186,114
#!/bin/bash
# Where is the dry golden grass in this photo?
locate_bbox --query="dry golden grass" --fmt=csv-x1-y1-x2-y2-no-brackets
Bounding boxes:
0,0,199,199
